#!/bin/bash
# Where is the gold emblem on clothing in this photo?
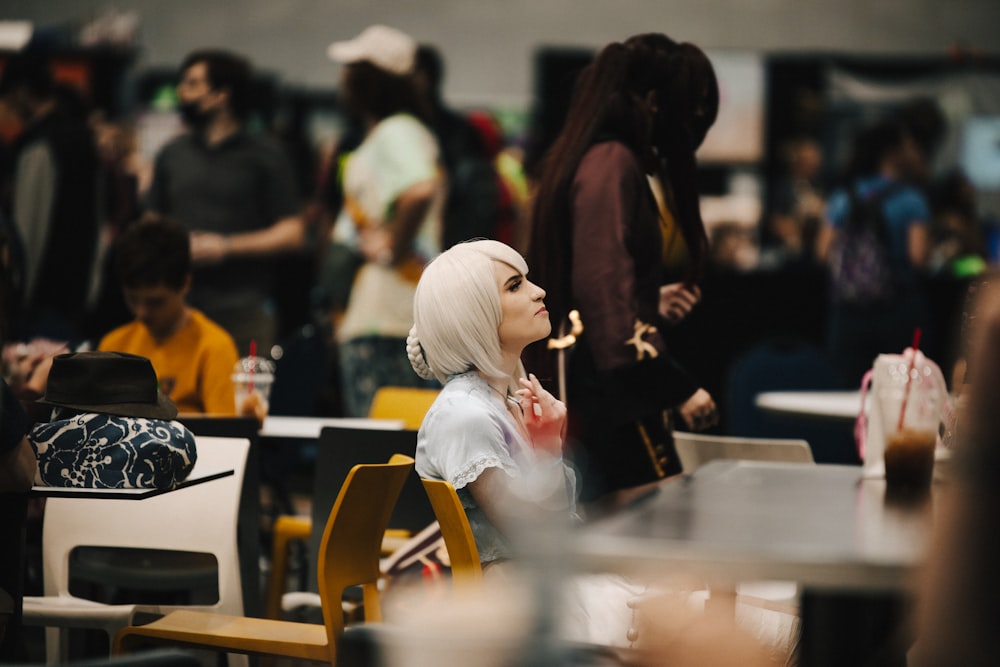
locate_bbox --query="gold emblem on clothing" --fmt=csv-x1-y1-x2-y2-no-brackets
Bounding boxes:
547,309,583,350
626,319,659,360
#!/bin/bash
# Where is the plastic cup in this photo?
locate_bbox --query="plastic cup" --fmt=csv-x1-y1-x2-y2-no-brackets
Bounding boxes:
232,356,275,424
878,364,941,495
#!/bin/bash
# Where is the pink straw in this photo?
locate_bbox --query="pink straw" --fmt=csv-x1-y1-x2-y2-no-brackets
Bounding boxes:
896,327,922,432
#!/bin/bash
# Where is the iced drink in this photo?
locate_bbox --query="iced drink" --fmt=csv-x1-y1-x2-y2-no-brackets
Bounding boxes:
883,427,936,491
877,361,942,496
232,356,275,425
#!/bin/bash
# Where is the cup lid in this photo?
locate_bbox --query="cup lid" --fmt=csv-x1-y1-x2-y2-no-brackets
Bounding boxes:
232,356,275,383
233,355,275,374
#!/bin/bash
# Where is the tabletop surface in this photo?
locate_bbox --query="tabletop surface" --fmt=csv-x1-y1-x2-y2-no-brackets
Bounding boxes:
259,415,405,439
574,460,932,591
755,390,864,421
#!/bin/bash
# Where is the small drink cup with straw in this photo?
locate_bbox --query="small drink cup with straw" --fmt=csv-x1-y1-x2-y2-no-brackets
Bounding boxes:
879,328,941,496
232,340,275,424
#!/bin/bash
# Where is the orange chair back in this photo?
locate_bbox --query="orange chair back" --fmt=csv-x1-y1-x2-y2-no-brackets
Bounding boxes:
368,387,439,429
317,454,414,659
421,478,483,590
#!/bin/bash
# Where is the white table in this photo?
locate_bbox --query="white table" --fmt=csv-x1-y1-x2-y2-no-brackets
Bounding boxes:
754,389,864,423
259,415,404,439
30,468,234,499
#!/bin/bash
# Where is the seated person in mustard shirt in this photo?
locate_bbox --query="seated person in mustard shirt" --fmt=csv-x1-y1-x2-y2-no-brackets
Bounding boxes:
99,215,239,415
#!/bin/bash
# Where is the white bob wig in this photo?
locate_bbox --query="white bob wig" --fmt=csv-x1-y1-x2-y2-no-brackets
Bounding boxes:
409,239,529,388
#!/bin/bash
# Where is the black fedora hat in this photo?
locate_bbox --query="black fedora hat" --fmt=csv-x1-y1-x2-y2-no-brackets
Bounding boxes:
38,351,178,420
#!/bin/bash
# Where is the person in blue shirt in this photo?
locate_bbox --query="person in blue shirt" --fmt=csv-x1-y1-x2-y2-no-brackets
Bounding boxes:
817,118,932,385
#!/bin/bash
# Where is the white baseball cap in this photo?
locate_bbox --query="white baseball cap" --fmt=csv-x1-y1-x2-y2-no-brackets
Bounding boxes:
327,25,417,76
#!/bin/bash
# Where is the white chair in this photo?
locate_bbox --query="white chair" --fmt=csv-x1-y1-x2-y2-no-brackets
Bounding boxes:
674,430,813,473
23,436,251,667
673,430,813,632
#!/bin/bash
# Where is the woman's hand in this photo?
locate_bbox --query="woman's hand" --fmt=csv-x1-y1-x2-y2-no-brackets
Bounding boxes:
8,342,67,397
515,373,566,457
23,353,57,396
679,388,718,432
658,283,701,325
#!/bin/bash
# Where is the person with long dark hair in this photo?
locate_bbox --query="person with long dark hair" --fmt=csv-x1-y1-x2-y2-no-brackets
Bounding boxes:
525,33,720,506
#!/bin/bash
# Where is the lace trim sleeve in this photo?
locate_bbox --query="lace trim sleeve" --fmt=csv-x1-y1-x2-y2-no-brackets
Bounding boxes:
451,455,518,490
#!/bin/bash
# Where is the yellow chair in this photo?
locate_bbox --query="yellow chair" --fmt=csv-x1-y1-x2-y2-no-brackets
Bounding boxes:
264,427,429,620
368,386,440,430
264,388,438,618
263,514,312,620
420,479,483,591
114,454,415,666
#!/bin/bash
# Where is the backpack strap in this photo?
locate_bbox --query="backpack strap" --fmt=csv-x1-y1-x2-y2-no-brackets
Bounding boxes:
845,181,903,237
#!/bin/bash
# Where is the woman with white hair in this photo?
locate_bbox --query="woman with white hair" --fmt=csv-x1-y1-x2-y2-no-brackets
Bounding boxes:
407,239,574,565
407,239,645,647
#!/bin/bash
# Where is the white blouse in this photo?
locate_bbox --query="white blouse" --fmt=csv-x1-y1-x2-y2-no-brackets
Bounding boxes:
415,371,577,563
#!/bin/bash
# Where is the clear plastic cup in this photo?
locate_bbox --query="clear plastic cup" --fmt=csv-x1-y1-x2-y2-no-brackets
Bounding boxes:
232,356,275,424
877,361,942,495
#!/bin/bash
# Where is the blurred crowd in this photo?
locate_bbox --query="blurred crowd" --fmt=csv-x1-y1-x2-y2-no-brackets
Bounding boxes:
0,36,992,414
2,20,1000,667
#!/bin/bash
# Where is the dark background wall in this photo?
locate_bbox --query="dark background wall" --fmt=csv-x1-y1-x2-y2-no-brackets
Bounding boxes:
1,0,998,108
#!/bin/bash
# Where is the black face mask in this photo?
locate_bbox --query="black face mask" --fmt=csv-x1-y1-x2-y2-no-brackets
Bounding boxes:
178,101,210,129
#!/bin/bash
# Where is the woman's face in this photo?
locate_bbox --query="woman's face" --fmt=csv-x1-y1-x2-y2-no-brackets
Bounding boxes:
494,260,551,353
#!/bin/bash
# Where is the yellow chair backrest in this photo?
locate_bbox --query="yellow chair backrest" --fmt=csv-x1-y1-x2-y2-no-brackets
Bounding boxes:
368,386,440,430
421,478,483,590
317,454,415,653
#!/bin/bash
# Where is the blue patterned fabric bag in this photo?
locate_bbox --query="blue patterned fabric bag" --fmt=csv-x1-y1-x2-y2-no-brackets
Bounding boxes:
29,412,197,489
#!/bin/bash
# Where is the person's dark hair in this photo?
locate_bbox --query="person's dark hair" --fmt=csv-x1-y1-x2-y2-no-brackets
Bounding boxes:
340,60,425,123
415,44,444,100
897,97,945,161
931,168,975,215
0,52,54,99
526,33,718,335
114,215,191,290
180,49,253,121
844,118,908,184
0,228,11,344
54,81,91,121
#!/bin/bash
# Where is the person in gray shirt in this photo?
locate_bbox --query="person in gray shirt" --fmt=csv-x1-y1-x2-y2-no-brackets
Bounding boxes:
146,50,304,355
